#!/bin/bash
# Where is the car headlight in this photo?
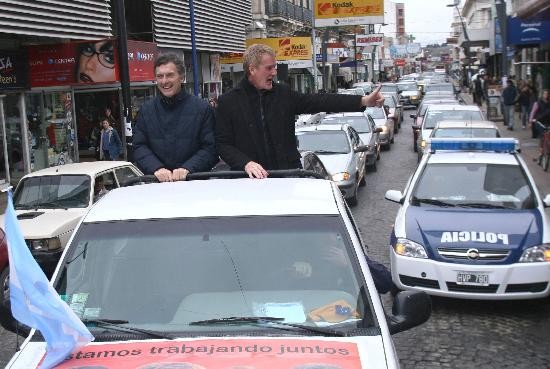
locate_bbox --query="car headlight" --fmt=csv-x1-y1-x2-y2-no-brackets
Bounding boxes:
332,172,350,182
27,237,62,251
394,238,428,258
411,95,418,100
420,139,426,148
519,245,550,262
379,125,388,134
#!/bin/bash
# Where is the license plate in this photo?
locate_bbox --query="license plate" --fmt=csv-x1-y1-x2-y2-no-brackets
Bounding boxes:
456,272,489,286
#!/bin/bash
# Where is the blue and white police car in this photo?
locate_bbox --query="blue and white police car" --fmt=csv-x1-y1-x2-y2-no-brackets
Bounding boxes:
385,138,550,300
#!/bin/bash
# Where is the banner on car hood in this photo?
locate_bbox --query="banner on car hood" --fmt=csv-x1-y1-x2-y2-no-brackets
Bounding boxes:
51,338,362,368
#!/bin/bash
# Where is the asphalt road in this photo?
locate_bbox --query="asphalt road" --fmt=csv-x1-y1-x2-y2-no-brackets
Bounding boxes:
1,99,550,368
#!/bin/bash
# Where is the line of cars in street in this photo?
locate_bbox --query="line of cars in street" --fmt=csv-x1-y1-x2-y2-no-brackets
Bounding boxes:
384,72,550,301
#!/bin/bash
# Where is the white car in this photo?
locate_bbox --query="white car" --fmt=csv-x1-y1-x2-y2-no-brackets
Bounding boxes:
386,138,550,300
6,173,430,368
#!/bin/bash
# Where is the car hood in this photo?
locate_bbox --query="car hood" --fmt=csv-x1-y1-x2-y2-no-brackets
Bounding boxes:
316,153,352,175
0,209,86,239
404,205,543,264
401,91,419,97
9,336,392,368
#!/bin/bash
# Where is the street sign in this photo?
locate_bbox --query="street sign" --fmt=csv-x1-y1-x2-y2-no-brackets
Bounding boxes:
314,0,384,27
356,33,384,47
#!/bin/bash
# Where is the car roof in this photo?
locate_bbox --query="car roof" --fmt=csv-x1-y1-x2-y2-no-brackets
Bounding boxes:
21,161,138,178
428,152,519,165
324,112,365,118
434,120,498,129
84,178,339,221
426,104,481,111
296,124,350,132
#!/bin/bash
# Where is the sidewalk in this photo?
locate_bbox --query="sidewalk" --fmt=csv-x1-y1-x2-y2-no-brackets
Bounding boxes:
461,92,550,196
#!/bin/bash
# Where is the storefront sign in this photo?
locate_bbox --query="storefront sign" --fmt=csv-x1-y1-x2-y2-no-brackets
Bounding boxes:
127,40,158,82
220,52,244,64
507,16,550,45
0,50,28,89
29,43,78,87
278,59,314,69
356,33,384,47
246,37,312,61
52,338,361,369
394,58,406,67
314,0,384,27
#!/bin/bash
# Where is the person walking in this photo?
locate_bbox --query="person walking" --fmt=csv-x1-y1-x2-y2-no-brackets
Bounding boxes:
133,53,218,182
99,119,122,161
501,79,518,130
530,89,550,139
215,43,384,179
517,81,532,129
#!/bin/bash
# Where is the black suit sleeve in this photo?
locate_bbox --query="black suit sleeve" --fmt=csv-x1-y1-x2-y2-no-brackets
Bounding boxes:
215,94,253,170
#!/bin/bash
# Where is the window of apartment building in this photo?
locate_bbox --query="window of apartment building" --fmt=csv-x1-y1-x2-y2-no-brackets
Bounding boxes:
398,9,404,16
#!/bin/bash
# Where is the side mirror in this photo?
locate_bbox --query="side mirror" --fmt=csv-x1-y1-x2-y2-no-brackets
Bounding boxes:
388,290,432,334
410,114,416,119
374,127,383,133
354,145,369,153
544,194,550,208
385,189,404,203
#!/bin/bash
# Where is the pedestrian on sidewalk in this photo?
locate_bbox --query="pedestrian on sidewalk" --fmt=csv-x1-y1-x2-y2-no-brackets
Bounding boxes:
530,89,550,139
502,79,518,130
517,80,532,129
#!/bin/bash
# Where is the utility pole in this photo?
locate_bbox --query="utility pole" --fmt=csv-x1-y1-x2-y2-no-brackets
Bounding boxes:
114,0,130,160
495,0,508,79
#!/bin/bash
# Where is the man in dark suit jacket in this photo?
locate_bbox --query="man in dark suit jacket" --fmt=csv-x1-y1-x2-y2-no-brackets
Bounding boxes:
215,44,384,179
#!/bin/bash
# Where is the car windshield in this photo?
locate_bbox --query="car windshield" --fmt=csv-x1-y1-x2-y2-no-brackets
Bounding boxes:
411,163,535,209
322,116,371,133
296,131,351,154
425,84,454,93
13,175,91,209
55,216,375,337
365,107,385,119
398,83,417,91
432,128,499,138
423,110,483,129
383,97,396,108
381,85,398,93
419,101,458,116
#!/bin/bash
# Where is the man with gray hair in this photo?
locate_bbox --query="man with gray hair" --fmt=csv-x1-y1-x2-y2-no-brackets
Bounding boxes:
215,44,384,179
133,53,218,181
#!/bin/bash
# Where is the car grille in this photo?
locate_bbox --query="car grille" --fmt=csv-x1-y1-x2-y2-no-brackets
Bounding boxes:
446,282,499,293
399,275,440,289
437,247,510,261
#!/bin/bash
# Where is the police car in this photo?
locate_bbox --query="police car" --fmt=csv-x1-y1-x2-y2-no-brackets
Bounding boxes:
5,171,430,369
385,138,550,300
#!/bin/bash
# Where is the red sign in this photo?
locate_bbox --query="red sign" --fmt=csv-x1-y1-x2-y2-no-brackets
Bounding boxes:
394,58,406,66
49,339,361,369
29,39,158,87
127,40,158,82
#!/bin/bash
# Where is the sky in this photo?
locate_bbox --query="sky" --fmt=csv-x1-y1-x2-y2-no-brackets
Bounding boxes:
389,0,455,46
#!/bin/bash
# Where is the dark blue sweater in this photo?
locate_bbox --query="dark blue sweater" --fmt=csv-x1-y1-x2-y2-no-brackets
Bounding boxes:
133,91,218,174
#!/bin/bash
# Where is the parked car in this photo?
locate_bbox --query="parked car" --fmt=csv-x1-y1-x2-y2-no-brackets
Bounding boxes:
5,173,431,368
424,83,455,96
416,105,485,161
381,82,401,98
365,106,395,150
321,112,382,171
296,124,368,205
352,81,374,95
381,92,403,131
397,81,422,108
0,161,143,329
410,99,462,152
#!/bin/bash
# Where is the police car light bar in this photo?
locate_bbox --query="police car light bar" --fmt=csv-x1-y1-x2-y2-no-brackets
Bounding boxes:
428,138,519,153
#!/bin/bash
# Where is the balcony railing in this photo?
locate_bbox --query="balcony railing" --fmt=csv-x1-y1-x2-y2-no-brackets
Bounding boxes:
265,0,312,24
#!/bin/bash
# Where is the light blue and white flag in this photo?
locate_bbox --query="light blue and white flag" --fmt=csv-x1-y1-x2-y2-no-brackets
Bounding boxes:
5,191,93,369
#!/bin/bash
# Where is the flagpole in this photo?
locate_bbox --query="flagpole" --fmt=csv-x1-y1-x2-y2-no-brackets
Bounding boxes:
311,11,318,92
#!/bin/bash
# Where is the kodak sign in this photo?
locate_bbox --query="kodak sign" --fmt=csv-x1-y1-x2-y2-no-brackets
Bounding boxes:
314,0,384,27
246,37,312,61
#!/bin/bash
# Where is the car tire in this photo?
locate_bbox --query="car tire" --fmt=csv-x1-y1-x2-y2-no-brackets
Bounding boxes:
0,266,15,332
390,135,395,144
359,172,366,187
377,148,381,160
413,142,418,152
348,181,359,207
368,161,377,172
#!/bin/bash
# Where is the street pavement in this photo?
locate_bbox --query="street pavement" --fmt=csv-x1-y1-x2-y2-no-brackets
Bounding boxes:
0,96,549,368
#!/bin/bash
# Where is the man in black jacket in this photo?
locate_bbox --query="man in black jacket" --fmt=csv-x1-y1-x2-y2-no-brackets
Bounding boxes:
133,53,218,182
215,44,384,179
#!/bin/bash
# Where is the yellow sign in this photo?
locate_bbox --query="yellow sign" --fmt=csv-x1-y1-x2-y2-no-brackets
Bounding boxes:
314,0,384,27
220,52,243,64
246,37,312,61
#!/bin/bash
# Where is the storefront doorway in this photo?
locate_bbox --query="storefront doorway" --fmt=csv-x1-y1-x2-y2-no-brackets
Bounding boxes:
0,93,24,185
74,89,121,162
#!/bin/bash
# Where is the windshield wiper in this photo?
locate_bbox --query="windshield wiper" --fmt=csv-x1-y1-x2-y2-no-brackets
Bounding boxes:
34,201,68,209
82,319,174,340
189,316,347,337
411,197,456,207
457,202,510,209
14,204,39,210
314,150,347,154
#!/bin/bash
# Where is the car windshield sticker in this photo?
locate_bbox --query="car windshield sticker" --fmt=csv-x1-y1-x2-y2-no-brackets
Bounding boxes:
253,302,306,323
83,307,101,319
441,231,509,245
68,292,89,318
50,339,361,368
